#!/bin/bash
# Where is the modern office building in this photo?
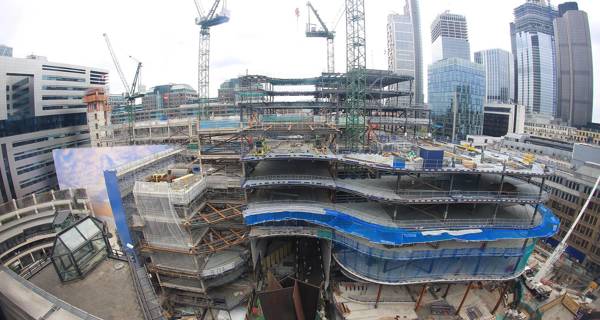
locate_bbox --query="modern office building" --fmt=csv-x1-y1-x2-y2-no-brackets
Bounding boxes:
0,45,12,57
483,103,525,137
386,0,424,104
503,136,600,276
431,11,470,63
554,2,594,128
141,83,198,110
510,0,558,120
428,57,486,141
0,53,107,202
108,93,126,109
475,49,515,104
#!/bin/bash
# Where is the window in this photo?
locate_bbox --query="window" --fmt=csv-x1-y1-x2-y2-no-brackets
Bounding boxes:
42,75,85,82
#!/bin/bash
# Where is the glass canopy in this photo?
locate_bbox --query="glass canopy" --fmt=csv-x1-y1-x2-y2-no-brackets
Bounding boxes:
51,217,111,282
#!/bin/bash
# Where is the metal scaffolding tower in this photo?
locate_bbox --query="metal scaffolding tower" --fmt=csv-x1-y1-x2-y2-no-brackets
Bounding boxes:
344,0,367,151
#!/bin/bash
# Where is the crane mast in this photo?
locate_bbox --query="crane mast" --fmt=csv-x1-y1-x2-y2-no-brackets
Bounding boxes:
305,2,335,73
194,0,229,120
344,0,367,151
102,33,143,144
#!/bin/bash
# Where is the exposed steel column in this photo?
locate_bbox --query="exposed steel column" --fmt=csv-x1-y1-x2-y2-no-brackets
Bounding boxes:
414,284,427,311
455,282,472,315
375,284,383,309
492,284,509,314
443,283,451,298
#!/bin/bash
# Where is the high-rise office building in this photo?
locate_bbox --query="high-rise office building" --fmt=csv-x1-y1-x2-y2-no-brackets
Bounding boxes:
431,11,470,62
141,83,197,110
510,0,558,119
428,58,486,141
554,2,593,128
475,49,514,104
0,53,107,202
387,0,423,104
0,46,12,57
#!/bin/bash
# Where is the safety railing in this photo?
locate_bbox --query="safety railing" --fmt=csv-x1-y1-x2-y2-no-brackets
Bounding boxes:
245,200,542,230
0,188,90,225
242,175,546,204
250,226,526,261
242,151,550,176
334,250,523,284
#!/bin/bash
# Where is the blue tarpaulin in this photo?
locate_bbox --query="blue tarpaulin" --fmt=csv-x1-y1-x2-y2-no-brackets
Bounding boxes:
244,205,560,245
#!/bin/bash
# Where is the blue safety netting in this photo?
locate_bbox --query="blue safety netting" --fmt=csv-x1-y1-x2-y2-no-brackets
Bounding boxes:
333,244,526,284
244,205,559,245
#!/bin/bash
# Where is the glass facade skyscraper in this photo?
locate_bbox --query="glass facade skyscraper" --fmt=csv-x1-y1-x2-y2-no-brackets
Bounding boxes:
554,3,594,128
387,0,423,105
474,49,514,104
510,0,558,120
431,12,470,63
428,58,485,141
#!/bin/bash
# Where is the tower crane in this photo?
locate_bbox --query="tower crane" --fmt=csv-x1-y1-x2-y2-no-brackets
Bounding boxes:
344,0,367,151
193,0,229,119
102,33,143,144
305,2,335,73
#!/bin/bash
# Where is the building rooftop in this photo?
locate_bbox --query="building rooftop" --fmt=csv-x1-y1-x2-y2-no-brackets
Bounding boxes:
30,257,144,320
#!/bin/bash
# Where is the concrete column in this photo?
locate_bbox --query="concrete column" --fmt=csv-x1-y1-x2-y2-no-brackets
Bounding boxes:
12,199,19,218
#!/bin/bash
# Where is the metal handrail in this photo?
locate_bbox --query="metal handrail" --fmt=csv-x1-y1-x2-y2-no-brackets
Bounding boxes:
246,174,332,181
0,188,88,218
242,175,547,203
251,226,527,261
245,201,541,230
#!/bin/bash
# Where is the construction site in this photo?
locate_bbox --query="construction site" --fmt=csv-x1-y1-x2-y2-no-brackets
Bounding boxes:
71,0,600,319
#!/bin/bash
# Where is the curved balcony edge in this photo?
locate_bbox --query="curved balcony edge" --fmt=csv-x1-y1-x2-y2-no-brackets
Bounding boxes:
243,204,559,245
249,226,529,261
240,153,552,177
332,252,528,285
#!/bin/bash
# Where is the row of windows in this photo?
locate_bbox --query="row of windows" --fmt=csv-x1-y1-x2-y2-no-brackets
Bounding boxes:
42,64,86,74
0,114,87,138
571,234,589,250
12,130,84,148
14,138,88,161
41,95,84,101
550,188,580,205
42,105,86,111
20,171,56,189
42,75,85,83
16,160,54,175
42,85,88,91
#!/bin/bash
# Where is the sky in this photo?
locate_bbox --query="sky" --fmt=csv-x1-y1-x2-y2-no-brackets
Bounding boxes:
1,0,598,122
